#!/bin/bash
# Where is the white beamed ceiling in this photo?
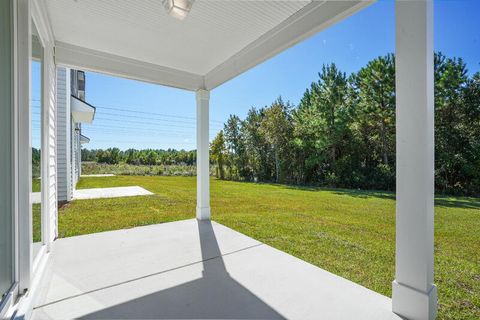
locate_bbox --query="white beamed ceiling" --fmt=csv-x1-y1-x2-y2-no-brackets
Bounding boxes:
44,0,372,90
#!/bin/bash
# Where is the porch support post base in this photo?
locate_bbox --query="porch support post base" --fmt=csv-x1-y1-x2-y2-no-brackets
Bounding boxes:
392,281,437,320
196,206,211,221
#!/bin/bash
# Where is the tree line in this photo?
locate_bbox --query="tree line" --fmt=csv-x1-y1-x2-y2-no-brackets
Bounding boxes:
82,148,196,166
32,147,41,178
211,53,480,196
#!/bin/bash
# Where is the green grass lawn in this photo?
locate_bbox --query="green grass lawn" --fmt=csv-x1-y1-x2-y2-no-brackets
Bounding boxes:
32,203,41,242
32,178,42,242
32,178,41,193
58,175,480,320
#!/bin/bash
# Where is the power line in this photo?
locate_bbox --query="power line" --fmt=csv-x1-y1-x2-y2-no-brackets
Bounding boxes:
30,125,203,146
93,117,224,132
94,111,222,128
96,111,223,128
31,106,223,129
32,121,219,136
91,139,196,145
85,123,196,134
90,117,221,132
33,122,197,138
31,100,224,124
83,129,193,139
95,105,224,124
30,103,225,127
93,117,197,129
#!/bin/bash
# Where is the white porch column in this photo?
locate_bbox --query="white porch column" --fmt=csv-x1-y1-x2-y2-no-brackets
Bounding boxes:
393,1,437,319
196,89,211,220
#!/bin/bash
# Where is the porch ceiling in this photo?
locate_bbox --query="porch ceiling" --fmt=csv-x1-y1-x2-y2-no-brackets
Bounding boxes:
42,0,373,90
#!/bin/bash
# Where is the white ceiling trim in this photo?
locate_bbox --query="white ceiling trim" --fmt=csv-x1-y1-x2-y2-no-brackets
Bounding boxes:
204,0,374,90
32,0,55,46
54,41,204,91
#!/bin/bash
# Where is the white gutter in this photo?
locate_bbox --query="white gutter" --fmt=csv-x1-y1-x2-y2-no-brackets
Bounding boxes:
71,95,95,123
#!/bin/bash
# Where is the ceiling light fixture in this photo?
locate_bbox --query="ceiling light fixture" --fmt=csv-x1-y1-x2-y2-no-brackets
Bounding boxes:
162,0,194,20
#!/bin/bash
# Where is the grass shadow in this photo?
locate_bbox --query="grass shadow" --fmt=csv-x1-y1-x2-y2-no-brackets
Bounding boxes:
242,180,480,210
279,183,397,201
434,196,480,210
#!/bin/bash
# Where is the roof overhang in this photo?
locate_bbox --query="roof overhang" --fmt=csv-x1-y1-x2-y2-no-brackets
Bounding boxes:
45,0,374,91
80,134,90,144
71,95,96,124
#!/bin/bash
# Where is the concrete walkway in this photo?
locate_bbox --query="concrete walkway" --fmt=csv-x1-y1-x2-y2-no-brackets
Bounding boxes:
33,186,152,204
73,186,153,200
32,219,401,320
80,174,116,177
32,192,41,204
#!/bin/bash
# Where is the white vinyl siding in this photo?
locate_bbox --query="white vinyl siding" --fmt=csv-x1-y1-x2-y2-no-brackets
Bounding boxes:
56,68,71,202
44,43,57,242
72,123,81,186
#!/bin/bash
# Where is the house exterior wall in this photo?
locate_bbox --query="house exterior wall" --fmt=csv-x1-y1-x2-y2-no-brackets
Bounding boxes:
72,122,81,185
70,70,86,186
57,69,87,201
56,68,72,202
44,37,58,242
77,128,82,177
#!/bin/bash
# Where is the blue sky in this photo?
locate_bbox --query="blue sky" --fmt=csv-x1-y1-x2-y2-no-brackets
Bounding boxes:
32,61,42,149
34,0,480,151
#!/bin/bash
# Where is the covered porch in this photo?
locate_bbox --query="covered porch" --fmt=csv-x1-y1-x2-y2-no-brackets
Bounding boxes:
1,0,437,319
32,219,399,320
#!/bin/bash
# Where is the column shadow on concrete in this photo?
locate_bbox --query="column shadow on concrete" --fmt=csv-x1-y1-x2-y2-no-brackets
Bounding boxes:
80,220,285,319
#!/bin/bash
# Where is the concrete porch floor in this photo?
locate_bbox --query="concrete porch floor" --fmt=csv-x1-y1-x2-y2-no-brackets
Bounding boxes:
32,219,401,320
